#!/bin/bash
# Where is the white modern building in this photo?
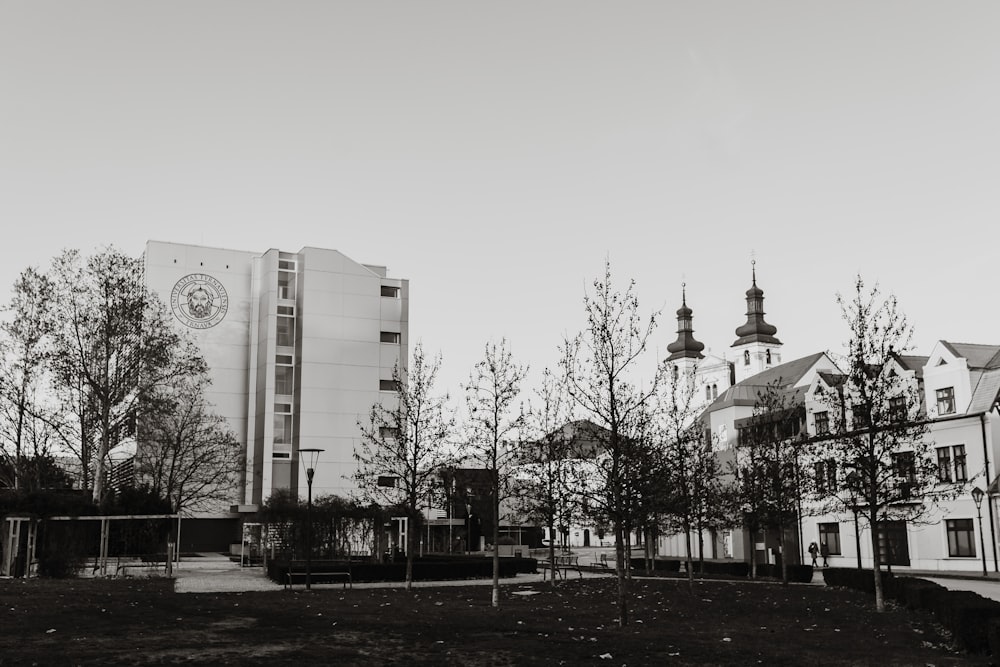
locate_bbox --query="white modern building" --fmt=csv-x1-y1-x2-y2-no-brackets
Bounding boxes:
144,241,409,512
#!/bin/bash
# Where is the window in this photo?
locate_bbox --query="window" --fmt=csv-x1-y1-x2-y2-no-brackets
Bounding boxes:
744,350,750,366
937,446,952,483
379,426,399,440
892,451,916,498
380,331,401,344
937,445,967,482
381,285,400,298
936,387,956,415
819,523,841,555
274,414,292,444
278,271,296,300
814,411,829,436
276,354,293,365
705,385,712,400
277,305,294,316
954,445,967,481
712,384,718,399
815,459,837,494
889,396,907,422
946,519,976,557
275,365,294,395
766,349,772,364
278,259,296,271
276,315,295,347
379,379,398,391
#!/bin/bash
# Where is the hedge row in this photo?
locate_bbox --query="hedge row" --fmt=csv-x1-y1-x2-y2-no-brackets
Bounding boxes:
628,558,681,572
627,558,812,582
822,568,1000,654
267,556,538,584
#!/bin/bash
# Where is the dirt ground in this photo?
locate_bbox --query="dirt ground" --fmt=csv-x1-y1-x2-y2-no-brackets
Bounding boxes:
0,575,988,666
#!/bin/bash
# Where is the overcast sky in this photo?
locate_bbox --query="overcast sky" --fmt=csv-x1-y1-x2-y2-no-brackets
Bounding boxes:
2,1,998,399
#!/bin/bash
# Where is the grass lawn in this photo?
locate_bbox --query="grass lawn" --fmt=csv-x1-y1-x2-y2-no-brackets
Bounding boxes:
0,575,987,666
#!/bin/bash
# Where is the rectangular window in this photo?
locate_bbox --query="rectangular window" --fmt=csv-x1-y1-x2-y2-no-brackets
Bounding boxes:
275,365,294,395
815,459,837,494
276,354,293,365
276,316,295,347
819,523,841,555
277,305,294,316
954,445,967,481
278,259,296,271
892,451,916,498
379,426,399,440
814,411,829,436
937,446,953,483
278,271,296,300
936,387,956,415
381,285,400,298
272,451,291,459
946,519,976,557
889,396,907,422
380,331,401,344
274,414,292,444
379,379,398,391
274,402,292,414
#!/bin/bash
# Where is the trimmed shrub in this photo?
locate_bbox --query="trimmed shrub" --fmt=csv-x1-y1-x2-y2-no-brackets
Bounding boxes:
821,567,891,594
696,560,750,577
628,558,681,572
753,564,814,583
268,556,538,584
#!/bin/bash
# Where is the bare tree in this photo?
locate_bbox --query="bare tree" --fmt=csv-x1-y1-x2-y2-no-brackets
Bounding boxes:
519,369,581,585
463,339,528,608
814,277,951,611
654,368,719,583
47,248,206,503
733,380,804,584
561,259,664,627
135,374,243,513
354,343,456,590
0,267,55,489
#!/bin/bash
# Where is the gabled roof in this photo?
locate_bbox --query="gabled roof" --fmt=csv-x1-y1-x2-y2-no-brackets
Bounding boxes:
708,352,829,409
894,354,929,379
968,368,1000,414
940,342,1000,370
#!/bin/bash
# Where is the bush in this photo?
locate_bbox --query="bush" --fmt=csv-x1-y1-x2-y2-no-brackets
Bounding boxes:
754,563,813,583
628,558,680,572
268,556,538,584
694,560,750,577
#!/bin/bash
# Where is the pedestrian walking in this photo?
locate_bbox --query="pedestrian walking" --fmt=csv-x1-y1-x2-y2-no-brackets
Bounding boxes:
820,541,830,567
808,541,819,567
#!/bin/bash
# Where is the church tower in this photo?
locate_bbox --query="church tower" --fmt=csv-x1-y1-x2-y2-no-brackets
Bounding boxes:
731,262,782,383
666,284,705,379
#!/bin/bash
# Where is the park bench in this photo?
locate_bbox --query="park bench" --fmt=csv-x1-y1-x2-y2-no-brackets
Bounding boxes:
596,553,611,569
543,554,582,580
284,566,352,590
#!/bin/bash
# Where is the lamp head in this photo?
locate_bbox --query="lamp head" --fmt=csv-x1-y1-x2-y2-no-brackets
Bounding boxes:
299,448,325,482
972,486,985,508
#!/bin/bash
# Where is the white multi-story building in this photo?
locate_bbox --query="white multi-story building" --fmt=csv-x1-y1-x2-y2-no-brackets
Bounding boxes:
144,241,409,512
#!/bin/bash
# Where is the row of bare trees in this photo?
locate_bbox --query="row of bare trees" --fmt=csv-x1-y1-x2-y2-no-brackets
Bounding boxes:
0,247,242,513
352,262,953,623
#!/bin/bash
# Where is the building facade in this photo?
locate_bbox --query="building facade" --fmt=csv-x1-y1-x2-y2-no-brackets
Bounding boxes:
144,241,409,512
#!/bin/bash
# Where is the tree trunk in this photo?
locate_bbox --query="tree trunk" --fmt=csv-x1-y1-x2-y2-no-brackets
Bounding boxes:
869,508,885,612
614,520,629,626
491,491,500,608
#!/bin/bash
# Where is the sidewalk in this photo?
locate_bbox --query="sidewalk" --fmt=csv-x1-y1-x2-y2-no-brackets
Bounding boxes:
172,552,611,594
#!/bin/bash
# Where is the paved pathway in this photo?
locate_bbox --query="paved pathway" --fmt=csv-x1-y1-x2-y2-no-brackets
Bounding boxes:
173,553,610,594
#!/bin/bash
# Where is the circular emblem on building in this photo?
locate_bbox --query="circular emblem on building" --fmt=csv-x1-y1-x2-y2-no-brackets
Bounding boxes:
170,274,229,329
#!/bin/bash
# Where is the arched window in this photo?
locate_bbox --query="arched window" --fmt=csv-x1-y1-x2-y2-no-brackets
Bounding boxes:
706,385,712,400
766,349,772,364
712,384,718,399
744,350,750,365
672,364,678,380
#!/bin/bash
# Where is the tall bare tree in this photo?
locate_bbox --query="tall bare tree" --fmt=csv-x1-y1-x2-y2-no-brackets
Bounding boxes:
135,374,243,513
519,368,582,585
814,277,950,611
733,380,805,584
354,343,456,590
463,338,528,608
561,259,664,627
0,267,55,489
655,368,719,583
47,247,207,503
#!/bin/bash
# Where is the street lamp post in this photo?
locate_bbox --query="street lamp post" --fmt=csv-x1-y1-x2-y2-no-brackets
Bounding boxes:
972,487,988,577
299,448,325,590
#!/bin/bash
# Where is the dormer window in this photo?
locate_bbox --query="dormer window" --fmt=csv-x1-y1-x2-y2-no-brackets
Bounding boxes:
936,387,955,415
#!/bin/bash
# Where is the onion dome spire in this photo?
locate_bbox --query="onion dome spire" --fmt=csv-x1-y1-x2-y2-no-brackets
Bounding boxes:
666,283,705,360
733,261,781,346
